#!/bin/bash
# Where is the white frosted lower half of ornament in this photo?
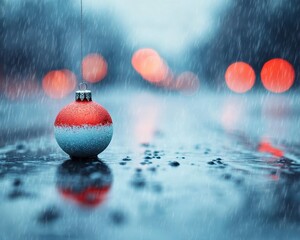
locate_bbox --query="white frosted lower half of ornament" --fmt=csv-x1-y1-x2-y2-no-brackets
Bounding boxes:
54,125,113,157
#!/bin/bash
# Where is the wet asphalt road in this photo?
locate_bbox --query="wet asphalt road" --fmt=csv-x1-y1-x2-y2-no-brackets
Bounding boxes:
0,90,300,240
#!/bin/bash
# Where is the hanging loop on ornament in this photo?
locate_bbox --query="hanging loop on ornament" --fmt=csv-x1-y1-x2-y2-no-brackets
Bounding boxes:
79,82,87,91
75,82,92,102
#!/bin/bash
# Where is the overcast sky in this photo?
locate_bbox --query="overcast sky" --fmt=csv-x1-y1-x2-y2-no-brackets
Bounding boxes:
84,0,231,56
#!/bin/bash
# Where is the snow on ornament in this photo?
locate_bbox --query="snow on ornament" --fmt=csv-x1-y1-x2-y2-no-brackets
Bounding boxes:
54,83,113,158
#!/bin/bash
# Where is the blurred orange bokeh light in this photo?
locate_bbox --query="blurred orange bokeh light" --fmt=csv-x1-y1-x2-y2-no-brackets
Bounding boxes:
82,54,108,83
132,48,158,69
42,70,76,99
260,58,295,93
225,62,256,93
131,48,169,83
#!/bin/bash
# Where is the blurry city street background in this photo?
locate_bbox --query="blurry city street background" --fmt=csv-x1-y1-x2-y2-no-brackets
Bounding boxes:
1,0,300,239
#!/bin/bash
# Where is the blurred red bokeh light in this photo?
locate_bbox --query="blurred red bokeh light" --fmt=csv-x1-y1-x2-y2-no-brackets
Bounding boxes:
42,70,76,99
260,58,295,93
225,62,256,93
82,54,108,83
131,48,169,83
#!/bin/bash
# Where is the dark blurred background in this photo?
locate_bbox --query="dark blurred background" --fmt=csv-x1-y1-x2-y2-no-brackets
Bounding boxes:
1,0,300,97
1,3,300,239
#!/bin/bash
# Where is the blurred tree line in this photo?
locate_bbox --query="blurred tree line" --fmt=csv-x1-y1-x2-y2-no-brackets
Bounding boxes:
0,0,134,87
190,0,300,90
3,0,300,91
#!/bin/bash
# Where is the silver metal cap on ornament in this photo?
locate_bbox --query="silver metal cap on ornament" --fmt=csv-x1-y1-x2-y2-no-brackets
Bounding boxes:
75,83,92,101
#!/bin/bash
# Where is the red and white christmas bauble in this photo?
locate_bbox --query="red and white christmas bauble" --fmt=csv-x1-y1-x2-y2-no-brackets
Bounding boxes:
54,86,113,158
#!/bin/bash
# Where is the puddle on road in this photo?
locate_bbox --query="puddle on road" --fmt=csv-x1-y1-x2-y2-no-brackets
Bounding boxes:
1,93,300,239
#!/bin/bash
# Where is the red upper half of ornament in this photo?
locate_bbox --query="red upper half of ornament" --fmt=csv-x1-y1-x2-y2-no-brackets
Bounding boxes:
55,101,112,127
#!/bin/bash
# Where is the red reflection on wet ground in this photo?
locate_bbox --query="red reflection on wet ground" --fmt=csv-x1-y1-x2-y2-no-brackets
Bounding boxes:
127,93,164,148
258,141,284,158
269,172,280,181
225,62,255,93
82,54,108,83
42,70,76,99
261,58,295,93
221,97,244,131
58,186,110,207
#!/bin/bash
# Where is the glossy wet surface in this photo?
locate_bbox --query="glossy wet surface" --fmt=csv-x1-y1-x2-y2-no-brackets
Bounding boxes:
1,91,300,240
